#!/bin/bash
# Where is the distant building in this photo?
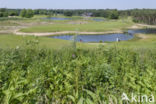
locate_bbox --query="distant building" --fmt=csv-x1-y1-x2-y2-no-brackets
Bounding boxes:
82,12,93,17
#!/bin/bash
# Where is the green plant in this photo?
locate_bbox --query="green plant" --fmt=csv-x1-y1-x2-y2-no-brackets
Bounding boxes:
0,42,155,103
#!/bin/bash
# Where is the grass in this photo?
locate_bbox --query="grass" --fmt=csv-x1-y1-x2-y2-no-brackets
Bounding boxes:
0,33,156,52
0,32,156,50
108,33,156,49
0,43,156,103
0,34,71,49
0,20,20,26
20,19,134,33
0,34,98,49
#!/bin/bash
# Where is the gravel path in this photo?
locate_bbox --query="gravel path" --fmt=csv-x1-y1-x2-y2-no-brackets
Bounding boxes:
14,29,123,36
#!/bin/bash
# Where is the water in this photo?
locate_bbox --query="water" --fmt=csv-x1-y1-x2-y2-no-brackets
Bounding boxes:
92,18,105,22
128,29,147,34
128,29,156,34
51,33,133,43
44,17,105,21
50,29,155,43
44,17,72,20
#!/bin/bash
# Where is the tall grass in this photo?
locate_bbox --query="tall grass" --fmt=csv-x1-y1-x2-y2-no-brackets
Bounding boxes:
0,43,155,103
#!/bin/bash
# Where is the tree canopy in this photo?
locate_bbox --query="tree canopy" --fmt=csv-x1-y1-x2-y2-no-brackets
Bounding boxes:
20,9,34,18
1,8,156,24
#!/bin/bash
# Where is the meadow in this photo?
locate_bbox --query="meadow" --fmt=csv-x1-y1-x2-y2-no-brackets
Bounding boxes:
20,19,133,33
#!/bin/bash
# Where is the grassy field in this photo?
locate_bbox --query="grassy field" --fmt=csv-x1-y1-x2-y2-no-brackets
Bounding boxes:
0,34,71,49
0,34,99,50
0,33,156,50
107,33,156,49
20,19,133,33
0,15,155,50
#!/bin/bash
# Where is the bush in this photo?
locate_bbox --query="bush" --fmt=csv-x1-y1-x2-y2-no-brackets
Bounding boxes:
0,12,8,17
0,46,155,103
64,11,73,17
20,9,34,18
109,10,119,19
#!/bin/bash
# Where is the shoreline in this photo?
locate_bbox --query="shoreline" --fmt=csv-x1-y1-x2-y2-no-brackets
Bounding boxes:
14,29,124,36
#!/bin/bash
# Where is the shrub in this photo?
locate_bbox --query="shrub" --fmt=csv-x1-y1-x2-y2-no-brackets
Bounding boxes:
0,45,155,103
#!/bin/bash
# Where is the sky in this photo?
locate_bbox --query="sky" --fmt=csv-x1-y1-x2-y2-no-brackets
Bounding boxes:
0,0,155,10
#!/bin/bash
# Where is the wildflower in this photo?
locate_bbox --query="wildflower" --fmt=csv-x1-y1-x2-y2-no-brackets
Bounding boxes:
72,54,76,58
16,46,20,49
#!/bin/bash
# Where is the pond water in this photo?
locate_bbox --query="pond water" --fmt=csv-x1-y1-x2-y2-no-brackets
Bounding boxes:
128,29,156,34
44,17,72,20
44,17,105,22
52,33,133,42
92,18,105,22
51,29,155,43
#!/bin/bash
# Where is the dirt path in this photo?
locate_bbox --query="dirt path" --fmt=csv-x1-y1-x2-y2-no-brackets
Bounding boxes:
137,34,148,39
14,29,123,36
137,24,156,28
129,24,156,29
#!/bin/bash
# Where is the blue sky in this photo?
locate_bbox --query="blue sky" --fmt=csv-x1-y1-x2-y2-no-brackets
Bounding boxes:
0,0,155,10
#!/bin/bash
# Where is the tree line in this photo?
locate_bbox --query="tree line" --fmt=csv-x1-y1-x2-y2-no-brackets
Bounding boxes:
0,8,122,19
1,8,156,24
0,8,34,18
119,9,156,25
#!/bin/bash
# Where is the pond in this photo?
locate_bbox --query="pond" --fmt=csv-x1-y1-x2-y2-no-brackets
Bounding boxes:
43,17,105,22
51,33,133,42
92,18,105,22
50,29,155,43
44,17,72,20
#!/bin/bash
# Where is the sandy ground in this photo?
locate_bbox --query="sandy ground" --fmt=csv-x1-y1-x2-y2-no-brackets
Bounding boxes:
129,24,156,29
137,34,149,40
87,43,107,45
14,29,123,36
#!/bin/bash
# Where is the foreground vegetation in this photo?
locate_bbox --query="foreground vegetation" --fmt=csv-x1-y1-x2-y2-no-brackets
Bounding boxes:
0,44,156,104
0,33,156,103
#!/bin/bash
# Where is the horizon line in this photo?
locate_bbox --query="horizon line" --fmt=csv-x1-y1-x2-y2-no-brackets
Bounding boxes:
0,7,156,10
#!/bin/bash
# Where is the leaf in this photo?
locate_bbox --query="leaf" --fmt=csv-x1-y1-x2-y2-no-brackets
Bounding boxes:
13,93,25,102
77,97,84,104
85,98,94,104
84,89,97,100
67,95,75,103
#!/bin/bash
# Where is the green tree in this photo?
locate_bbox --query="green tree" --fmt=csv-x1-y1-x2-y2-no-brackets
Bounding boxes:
9,11,18,16
64,11,73,17
25,9,34,18
0,8,8,17
109,10,119,19
20,9,34,18
20,9,27,17
3,12,8,17
0,12,3,17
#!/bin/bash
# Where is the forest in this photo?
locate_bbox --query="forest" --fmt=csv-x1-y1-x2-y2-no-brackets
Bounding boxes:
1,8,156,24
